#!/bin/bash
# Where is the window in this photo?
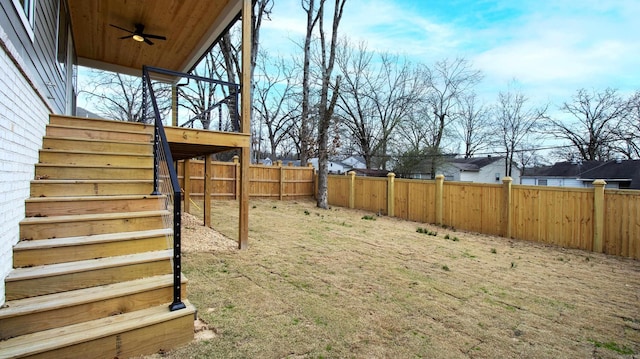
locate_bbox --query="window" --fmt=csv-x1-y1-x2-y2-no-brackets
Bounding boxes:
57,1,69,72
495,173,501,182
538,179,548,186
12,0,35,40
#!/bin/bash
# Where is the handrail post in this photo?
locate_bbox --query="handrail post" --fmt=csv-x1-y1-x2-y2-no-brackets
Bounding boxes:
168,189,186,311
142,66,185,311
151,127,161,195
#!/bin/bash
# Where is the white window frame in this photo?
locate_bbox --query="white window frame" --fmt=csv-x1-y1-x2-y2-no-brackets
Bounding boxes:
12,0,35,41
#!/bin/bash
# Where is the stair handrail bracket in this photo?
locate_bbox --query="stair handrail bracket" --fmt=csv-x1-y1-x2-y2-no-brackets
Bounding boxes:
142,65,186,312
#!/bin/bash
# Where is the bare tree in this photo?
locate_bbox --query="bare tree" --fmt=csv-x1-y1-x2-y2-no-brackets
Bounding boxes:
397,102,452,177
493,86,547,177
177,52,236,130
454,92,491,158
549,88,630,161
299,0,323,167
79,69,170,123
335,42,417,169
314,0,347,209
611,90,639,159
422,58,482,177
253,52,300,158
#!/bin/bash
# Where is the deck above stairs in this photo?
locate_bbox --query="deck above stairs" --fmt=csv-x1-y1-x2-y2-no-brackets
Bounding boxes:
0,115,195,358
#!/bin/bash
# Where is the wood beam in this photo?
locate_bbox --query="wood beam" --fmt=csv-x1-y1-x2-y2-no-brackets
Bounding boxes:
204,154,213,228
238,0,251,249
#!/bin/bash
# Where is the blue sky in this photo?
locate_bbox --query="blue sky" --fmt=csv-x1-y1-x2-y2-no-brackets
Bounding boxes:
260,0,640,107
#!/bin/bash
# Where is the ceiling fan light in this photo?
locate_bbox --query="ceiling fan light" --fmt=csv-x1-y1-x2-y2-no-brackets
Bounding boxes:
132,34,144,42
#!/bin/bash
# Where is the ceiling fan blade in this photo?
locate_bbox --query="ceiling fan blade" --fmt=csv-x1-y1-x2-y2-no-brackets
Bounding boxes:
142,34,166,40
119,35,133,40
144,38,154,45
110,24,133,34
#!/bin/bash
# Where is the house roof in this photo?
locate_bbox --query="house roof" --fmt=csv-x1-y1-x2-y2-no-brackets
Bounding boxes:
448,156,503,172
578,160,640,188
523,160,640,189
523,161,611,178
68,0,242,75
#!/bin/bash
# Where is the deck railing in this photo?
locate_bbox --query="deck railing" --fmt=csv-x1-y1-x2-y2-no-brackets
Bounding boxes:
142,66,185,312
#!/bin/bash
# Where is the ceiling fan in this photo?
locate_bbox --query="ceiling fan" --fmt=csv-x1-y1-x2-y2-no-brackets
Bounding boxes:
110,23,166,45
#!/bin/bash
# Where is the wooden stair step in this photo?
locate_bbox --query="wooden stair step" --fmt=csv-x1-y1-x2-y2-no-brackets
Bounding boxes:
30,179,154,197
13,228,172,267
0,300,195,359
46,124,152,143
42,136,152,153
35,163,153,180
25,194,165,217
5,250,173,300
38,149,153,167
49,115,153,134
20,210,168,240
0,274,186,340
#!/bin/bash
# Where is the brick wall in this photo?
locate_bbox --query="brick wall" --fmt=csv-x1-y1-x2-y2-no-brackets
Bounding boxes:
0,33,50,305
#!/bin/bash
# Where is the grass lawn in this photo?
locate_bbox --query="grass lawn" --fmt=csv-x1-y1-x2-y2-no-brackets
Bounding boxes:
155,199,639,358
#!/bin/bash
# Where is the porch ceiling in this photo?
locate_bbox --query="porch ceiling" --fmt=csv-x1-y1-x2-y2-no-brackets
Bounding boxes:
68,0,241,75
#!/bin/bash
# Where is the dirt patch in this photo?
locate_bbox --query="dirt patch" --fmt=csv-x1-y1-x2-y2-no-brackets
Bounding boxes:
160,199,639,358
180,212,237,253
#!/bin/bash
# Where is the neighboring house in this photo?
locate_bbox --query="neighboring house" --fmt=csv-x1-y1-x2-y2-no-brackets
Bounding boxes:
308,157,349,174
1,0,251,356
522,160,640,189
401,156,520,184
441,156,521,184
341,155,367,170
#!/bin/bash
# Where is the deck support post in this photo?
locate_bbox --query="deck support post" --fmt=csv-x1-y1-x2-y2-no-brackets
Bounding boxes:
238,0,252,249
204,154,213,228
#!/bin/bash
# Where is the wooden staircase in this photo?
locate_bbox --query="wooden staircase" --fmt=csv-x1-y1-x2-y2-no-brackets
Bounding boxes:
0,115,195,358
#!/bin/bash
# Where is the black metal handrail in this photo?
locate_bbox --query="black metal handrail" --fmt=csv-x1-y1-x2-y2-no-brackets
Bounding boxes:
142,65,185,312
144,65,240,131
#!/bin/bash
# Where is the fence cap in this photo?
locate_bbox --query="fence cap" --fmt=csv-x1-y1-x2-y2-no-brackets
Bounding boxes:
502,176,513,183
593,179,607,186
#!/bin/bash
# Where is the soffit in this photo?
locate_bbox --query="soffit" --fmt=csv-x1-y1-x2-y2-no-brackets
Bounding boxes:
67,0,241,75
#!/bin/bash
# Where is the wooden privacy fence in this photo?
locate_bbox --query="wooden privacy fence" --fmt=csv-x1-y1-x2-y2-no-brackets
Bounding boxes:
329,172,640,259
176,157,315,209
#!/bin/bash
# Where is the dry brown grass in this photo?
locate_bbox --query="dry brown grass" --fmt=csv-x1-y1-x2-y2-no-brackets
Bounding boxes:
157,199,639,358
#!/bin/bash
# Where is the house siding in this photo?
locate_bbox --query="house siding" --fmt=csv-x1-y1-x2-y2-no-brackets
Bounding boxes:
1,0,68,114
442,159,521,184
0,0,66,305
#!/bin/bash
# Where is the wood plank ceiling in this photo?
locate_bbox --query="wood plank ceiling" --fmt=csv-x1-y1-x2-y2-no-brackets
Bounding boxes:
67,0,240,74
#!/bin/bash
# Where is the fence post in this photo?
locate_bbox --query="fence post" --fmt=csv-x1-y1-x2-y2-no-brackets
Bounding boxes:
502,177,513,238
308,162,317,199
387,172,395,217
348,171,356,209
278,160,284,201
233,155,240,200
593,179,606,253
183,159,191,214
204,154,213,227
435,174,444,225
